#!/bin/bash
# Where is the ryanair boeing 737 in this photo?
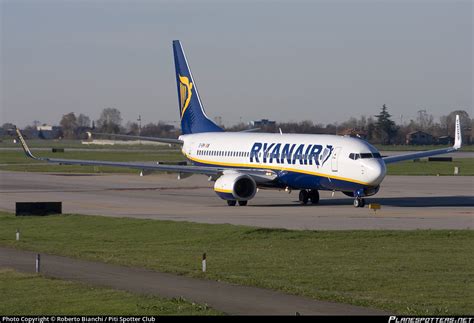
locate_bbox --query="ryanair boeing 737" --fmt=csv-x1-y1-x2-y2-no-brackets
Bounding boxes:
16,40,462,208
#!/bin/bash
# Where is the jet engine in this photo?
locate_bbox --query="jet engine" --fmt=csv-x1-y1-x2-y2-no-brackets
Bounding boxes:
214,173,257,201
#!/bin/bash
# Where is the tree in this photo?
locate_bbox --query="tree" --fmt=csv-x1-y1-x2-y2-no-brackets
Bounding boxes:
416,109,434,131
125,122,140,135
1,123,15,131
96,108,122,133
60,112,78,139
374,104,398,145
77,114,91,128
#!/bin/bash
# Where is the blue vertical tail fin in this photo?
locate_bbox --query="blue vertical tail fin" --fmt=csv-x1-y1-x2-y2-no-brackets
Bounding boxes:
173,40,223,134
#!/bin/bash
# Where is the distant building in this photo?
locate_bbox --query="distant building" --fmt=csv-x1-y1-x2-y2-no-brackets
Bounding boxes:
250,119,276,127
340,128,368,140
437,135,454,145
37,125,62,139
406,131,434,145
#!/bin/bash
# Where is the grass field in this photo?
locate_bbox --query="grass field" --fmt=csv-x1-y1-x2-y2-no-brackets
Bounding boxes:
0,212,472,315
1,149,473,176
0,269,218,315
386,158,474,176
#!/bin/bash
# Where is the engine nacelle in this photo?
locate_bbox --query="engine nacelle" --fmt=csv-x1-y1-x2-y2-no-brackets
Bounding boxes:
214,173,257,201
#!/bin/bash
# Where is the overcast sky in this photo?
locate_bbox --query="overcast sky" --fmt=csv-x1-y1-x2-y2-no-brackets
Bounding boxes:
1,0,472,128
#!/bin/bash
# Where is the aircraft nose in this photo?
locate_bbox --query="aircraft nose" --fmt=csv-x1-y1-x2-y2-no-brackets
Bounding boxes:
364,159,386,185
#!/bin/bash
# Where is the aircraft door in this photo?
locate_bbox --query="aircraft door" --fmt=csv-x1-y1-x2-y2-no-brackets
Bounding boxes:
331,147,342,172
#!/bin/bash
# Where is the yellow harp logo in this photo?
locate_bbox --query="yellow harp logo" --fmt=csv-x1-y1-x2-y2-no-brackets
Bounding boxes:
179,75,193,118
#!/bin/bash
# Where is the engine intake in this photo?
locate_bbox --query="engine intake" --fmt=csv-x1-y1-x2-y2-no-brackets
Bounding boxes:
214,173,257,201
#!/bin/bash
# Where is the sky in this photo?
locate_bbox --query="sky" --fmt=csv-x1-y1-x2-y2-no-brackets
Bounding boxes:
1,0,472,128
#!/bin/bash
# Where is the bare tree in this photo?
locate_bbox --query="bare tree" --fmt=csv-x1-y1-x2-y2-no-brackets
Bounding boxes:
416,109,434,130
60,112,78,139
77,114,91,128
96,108,122,133
125,122,140,135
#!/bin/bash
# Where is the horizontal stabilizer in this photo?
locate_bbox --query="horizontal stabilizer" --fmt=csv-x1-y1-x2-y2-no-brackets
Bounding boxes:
90,132,183,145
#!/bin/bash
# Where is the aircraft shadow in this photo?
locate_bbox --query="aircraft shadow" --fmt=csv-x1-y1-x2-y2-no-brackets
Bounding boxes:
253,196,474,208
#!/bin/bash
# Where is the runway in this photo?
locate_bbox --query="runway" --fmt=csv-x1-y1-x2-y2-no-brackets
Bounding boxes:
0,171,472,230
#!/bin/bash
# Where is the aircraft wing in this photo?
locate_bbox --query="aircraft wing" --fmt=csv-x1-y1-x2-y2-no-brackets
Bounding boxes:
15,129,277,181
383,115,462,164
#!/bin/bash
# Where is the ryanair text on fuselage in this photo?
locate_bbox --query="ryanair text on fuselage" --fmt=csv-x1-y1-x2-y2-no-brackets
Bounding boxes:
249,142,334,166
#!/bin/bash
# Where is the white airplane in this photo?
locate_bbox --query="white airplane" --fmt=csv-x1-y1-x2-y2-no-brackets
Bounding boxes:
16,40,462,208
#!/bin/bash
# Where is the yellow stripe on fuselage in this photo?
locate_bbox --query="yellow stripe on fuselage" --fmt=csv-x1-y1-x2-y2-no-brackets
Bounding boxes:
184,153,369,186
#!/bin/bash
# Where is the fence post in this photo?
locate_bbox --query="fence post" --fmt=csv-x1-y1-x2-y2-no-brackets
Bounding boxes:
16,229,20,241
202,253,206,273
35,254,40,273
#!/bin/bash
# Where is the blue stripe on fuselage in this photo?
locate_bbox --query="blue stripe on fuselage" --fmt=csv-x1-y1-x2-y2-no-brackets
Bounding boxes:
191,159,367,192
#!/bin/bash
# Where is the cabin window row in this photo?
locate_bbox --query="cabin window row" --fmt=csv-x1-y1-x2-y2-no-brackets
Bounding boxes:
196,150,250,157
196,150,329,161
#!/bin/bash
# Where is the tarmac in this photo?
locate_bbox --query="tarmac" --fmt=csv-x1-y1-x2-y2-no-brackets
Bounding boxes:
0,247,386,315
0,171,473,230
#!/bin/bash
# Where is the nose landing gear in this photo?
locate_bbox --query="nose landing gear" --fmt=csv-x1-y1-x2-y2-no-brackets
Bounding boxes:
353,197,366,208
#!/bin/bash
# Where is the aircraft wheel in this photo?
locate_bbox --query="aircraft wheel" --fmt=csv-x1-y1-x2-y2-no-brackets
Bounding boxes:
227,200,237,206
353,198,360,208
353,198,365,208
309,190,320,204
299,190,309,205
238,200,248,206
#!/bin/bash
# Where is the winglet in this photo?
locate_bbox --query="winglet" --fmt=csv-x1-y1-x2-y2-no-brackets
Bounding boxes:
15,128,38,160
453,114,462,150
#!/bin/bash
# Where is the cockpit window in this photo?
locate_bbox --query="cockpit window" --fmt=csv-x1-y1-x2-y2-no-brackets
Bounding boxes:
350,152,382,160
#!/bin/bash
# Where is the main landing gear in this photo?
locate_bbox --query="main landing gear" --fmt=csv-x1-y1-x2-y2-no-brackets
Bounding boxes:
298,190,320,205
353,197,366,208
227,200,248,206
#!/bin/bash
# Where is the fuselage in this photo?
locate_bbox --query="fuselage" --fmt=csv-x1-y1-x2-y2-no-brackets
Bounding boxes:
180,132,386,196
